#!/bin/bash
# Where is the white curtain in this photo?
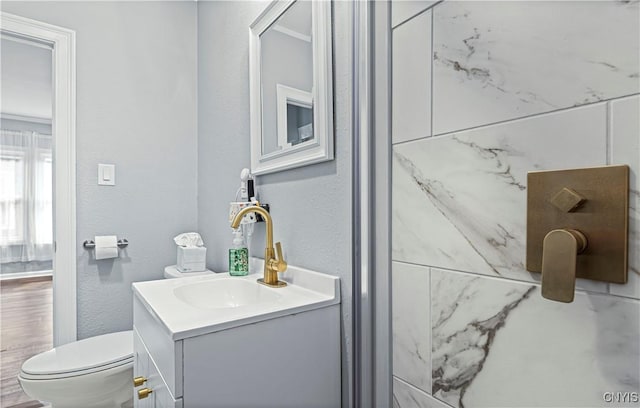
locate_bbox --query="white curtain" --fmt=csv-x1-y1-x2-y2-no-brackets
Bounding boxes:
0,129,53,262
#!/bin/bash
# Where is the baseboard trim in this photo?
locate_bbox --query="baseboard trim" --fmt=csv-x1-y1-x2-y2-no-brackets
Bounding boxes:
0,270,53,282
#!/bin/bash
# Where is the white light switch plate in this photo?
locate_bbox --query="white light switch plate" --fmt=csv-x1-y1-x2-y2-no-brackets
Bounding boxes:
98,164,115,186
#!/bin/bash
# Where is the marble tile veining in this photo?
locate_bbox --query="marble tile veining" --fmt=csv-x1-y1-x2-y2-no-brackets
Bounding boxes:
394,377,450,408
391,2,640,408
393,104,608,289
393,262,431,394
609,95,640,299
432,1,640,135
431,269,640,408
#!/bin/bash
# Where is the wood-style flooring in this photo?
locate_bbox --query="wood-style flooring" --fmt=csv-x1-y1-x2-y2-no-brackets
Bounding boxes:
0,277,52,408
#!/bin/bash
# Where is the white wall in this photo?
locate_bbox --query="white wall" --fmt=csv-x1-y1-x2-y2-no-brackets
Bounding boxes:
0,37,52,119
197,1,353,406
0,1,198,339
389,1,640,407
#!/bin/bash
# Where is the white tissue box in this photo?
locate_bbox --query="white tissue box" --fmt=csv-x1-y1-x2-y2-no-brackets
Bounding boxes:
177,246,207,272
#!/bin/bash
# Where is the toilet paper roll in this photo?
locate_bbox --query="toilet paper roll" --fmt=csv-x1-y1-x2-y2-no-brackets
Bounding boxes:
94,235,118,260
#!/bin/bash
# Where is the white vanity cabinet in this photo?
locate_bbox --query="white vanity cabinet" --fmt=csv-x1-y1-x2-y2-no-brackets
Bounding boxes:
133,327,182,408
132,267,341,408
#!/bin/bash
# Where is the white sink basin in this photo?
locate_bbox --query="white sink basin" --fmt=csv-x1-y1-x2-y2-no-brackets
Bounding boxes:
173,278,282,309
132,259,340,340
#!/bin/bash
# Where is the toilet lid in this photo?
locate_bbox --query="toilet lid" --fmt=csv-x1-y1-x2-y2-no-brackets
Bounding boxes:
21,330,133,378
164,265,215,279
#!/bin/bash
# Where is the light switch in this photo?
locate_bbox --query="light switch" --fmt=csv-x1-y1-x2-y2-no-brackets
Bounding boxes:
98,164,115,186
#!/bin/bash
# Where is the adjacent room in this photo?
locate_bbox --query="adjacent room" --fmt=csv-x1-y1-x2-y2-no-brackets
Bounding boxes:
1,33,53,407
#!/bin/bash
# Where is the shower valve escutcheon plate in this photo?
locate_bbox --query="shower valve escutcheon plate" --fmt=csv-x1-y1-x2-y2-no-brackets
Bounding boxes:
526,165,629,299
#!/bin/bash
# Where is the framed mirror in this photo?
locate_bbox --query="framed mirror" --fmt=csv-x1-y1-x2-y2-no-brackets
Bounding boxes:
250,0,333,175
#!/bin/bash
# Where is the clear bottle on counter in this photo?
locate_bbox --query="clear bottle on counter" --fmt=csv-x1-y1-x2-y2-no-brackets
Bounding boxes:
228,229,248,276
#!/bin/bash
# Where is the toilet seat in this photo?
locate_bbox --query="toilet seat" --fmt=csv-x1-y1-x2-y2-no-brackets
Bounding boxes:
20,330,133,380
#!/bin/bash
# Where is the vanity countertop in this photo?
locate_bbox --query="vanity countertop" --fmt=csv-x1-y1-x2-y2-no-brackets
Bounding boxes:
132,259,340,340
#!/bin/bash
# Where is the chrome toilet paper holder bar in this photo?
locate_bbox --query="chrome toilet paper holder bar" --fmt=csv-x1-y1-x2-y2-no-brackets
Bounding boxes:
83,239,129,249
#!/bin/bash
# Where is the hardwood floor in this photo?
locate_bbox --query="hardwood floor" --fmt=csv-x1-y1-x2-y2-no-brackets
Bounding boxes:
0,277,52,408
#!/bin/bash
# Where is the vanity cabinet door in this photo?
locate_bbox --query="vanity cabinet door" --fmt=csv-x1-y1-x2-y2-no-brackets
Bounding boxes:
146,361,182,408
133,329,151,408
134,328,183,408
133,296,183,397
150,378,182,408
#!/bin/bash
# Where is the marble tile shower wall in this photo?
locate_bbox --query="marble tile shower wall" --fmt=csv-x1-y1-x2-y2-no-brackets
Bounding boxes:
390,1,640,407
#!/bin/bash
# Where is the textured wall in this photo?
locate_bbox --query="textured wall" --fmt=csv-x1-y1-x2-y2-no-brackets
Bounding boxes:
197,1,353,406
390,1,640,407
1,1,198,339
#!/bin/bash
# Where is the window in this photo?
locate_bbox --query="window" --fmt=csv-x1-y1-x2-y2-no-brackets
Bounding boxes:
0,149,25,244
0,129,53,262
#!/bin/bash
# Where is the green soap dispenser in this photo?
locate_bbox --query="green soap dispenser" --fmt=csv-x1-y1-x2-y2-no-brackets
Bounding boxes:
229,229,248,276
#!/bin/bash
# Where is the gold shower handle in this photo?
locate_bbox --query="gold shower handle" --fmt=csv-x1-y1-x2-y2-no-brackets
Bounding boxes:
541,229,587,303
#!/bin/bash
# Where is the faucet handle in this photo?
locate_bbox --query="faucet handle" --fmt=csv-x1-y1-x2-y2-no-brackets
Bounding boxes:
541,229,587,303
274,242,287,272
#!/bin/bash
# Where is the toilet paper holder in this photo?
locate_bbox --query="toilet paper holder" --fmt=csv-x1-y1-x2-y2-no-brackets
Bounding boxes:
83,239,129,249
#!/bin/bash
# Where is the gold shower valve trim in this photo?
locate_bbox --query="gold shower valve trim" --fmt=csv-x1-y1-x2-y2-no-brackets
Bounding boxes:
526,165,629,303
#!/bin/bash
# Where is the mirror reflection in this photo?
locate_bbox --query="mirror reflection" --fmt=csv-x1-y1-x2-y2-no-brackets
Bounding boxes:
260,0,313,156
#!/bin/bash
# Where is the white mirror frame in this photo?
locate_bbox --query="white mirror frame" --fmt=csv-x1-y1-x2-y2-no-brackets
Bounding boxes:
249,0,334,175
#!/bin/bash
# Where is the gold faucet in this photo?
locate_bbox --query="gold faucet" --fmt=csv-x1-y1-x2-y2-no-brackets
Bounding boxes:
230,205,287,287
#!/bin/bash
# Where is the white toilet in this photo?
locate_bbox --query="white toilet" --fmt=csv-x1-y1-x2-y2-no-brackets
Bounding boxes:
19,267,217,407
163,264,215,279
18,331,134,408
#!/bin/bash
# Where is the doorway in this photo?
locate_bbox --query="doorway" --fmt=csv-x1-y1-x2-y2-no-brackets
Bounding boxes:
0,12,76,407
0,32,54,407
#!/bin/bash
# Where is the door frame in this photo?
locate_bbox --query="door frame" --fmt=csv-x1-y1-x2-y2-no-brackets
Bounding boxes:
352,0,393,405
372,0,393,405
1,12,77,346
